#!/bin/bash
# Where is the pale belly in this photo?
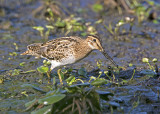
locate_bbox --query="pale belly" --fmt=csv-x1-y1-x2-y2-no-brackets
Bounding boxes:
49,55,76,70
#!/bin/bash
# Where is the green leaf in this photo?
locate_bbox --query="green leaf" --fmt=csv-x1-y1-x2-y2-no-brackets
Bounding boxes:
0,79,4,84
55,21,66,28
59,70,64,80
153,20,159,24
38,94,66,105
81,32,87,36
9,52,17,56
37,66,49,73
142,58,149,63
70,82,90,88
45,89,65,97
121,79,129,84
45,91,56,97
96,90,114,101
19,62,26,66
12,69,21,76
21,70,36,74
43,60,47,64
33,26,44,31
152,58,158,62
25,98,37,107
47,8,54,17
69,77,76,85
21,84,46,93
95,19,102,24
46,25,54,29
91,79,108,86
129,63,133,67
31,105,52,114
147,0,154,6
66,76,76,85
66,76,75,82
46,61,51,65
116,20,125,27
21,83,34,88
92,4,103,12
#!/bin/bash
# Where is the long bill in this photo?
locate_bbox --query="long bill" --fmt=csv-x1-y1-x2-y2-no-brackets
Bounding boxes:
102,51,118,68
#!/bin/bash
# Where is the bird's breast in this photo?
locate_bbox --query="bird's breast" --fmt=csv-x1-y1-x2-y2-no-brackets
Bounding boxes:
74,45,92,62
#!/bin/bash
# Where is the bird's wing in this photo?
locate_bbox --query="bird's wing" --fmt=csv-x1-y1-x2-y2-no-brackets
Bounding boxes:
41,37,80,60
42,36,80,46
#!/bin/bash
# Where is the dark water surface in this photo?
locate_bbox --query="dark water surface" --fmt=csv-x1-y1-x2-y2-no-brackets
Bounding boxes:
0,0,160,71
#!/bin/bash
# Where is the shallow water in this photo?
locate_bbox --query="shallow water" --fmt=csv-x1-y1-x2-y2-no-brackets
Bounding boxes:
0,0,160,71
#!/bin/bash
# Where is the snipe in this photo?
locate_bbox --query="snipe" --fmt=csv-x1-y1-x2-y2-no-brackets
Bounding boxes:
21,35,118,84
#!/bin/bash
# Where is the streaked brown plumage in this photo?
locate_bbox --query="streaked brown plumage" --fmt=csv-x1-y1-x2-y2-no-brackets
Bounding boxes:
21,35,118,84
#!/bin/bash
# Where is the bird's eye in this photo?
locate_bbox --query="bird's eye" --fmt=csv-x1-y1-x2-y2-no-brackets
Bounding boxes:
93,39,96,42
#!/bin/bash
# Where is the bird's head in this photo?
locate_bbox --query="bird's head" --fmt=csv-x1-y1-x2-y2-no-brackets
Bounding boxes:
86,35,118,68
86,35,104,52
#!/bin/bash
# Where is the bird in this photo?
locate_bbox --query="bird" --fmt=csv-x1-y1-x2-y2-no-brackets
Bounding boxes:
21,35,118,85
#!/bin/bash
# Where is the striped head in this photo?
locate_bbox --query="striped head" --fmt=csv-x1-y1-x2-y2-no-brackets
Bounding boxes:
86,35,104,52
86,35,118,67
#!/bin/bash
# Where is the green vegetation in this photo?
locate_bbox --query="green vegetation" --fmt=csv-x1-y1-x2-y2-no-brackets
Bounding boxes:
92,4,103,12
104,17,135,38
16,56,158,113
23,84,112,113
132,0,160,23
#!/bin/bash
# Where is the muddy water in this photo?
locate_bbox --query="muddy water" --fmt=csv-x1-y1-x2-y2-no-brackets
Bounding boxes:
0,0,160,113
0,0,160,71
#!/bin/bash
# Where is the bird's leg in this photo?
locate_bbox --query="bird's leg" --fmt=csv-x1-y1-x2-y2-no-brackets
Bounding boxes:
47,69,52,83
57,69,63,85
